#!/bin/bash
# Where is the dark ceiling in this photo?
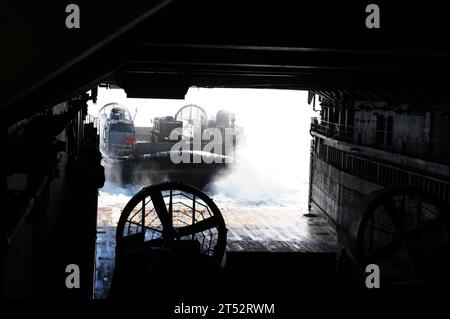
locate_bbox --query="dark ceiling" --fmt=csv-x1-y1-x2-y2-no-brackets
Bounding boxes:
0,0,448,125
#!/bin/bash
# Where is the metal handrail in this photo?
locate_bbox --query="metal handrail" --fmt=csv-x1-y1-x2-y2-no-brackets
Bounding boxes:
314,145,449,202
311,117,449,163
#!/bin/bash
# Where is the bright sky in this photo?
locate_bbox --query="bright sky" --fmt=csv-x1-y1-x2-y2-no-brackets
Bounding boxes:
89,87,319,209
87,87,317,127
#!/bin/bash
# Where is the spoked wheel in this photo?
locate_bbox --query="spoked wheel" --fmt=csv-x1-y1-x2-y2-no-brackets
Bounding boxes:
174,104,208,139
116,182,227,263
356,187,449,288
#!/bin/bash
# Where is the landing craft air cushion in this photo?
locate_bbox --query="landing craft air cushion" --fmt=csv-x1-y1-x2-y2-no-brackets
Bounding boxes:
98,103,238,187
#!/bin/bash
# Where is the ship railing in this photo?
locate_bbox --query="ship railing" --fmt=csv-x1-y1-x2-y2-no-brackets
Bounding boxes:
311,118,354,142
315,144,449,202
363,129,448,163
311,117,448,164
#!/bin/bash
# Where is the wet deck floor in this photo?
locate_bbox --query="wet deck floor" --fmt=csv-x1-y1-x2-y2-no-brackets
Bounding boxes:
95,204,340,298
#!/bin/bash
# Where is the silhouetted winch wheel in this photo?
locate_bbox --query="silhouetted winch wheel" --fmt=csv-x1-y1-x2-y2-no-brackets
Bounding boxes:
356,187,449,287
116,182,227,262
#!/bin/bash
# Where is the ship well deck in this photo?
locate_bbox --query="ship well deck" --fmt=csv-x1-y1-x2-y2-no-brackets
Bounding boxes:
95,204,341,297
